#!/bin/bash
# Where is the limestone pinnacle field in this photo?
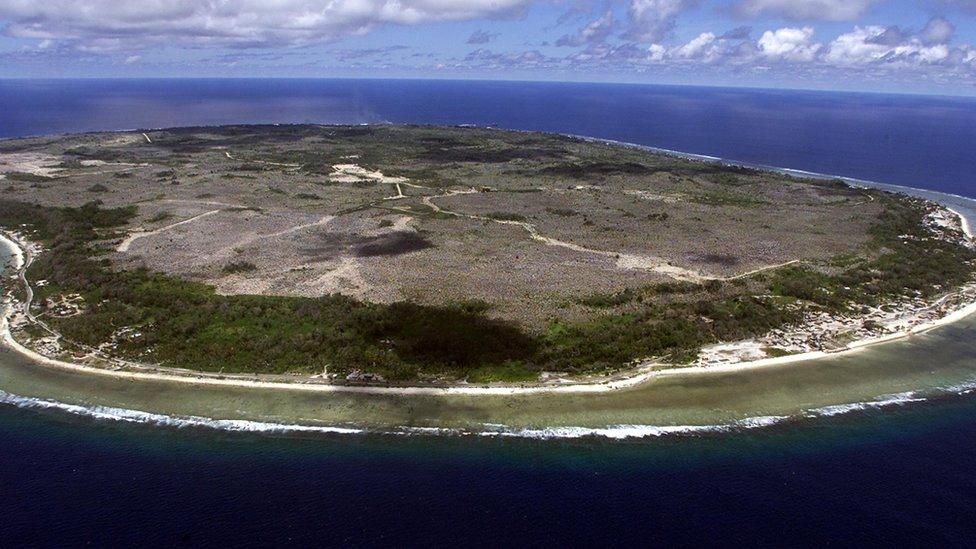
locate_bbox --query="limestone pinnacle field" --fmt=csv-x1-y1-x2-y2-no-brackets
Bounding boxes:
2,124,974,384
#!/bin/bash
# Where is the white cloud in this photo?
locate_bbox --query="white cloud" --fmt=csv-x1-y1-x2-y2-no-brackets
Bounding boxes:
734,0,877,21
757,27,821,62
624,0,699,44
670,32,741,63
566,20,971,75
556,10,614,47
647,43,667,62
825,26,950,66
673,32,715,58
0,0,530,50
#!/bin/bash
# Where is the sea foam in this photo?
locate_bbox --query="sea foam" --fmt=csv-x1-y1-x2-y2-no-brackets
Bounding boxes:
0,390,364,435
3,380,976,440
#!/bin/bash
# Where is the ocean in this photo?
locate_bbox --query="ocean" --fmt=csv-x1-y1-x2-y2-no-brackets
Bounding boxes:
3,79,976,545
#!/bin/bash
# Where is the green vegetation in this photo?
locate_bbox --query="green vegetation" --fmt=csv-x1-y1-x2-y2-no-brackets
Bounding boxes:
547,295,801,369
5,172,57,183
768,195,976,313
87,183,109,193
763,347,793,358
0,199,535,381
692,189,767,207
147,212,173,223
486,212,527,222
545,207,579,217
221,261,258,274
569,194,976,368
466,361,537,383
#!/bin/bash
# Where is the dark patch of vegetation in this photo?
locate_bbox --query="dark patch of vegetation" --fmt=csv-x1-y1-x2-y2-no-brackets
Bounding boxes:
811,178,864,197
416,144,566,164
5,172,56,183
697,253,740,267
302,231,434,261
769,196,976,312
147,212,173,223
377,219,395,228
578,288,643,308
486,212,527,222
294,192,321,200
579,281,705,308
763,347,793,358
221,261,257,274
710,173,745,186
378,167,459,188
692,190,767,207
354,232,434,257
64,146,132,163
455,299,493,314
326,126,375,139
546,295,801,369
538,161,656,179
466,361,537,383
87,183,109,193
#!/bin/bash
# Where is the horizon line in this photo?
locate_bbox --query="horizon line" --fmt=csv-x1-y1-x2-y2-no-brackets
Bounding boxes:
2,75,975,100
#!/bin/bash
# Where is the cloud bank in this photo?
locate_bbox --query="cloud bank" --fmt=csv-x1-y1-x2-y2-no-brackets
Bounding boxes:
0,0,530,50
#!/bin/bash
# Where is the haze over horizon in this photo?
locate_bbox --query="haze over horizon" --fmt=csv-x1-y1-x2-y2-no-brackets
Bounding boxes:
1,1,976,96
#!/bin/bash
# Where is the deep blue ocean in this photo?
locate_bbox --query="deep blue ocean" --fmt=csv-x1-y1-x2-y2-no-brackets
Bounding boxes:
3,79,976,546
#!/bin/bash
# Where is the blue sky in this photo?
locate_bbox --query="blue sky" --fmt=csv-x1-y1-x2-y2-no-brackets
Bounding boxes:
2,1,976,95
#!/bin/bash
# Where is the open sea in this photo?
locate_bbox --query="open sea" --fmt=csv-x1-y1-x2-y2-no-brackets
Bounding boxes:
3,79,976,546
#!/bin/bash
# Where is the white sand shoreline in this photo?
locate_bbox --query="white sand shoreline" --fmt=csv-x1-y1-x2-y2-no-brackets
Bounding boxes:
2,185,976,396
0,232,24,271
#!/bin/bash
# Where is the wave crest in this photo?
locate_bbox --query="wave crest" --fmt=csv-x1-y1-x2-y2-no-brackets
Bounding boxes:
2,381,975,440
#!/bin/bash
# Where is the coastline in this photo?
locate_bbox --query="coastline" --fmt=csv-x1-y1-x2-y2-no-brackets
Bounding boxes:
2,202,975,396
0,231,24,271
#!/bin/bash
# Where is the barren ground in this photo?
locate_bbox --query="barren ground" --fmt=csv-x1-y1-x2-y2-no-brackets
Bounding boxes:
1,124,882,328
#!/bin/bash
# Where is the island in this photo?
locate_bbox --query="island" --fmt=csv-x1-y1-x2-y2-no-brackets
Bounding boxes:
1,124,974,392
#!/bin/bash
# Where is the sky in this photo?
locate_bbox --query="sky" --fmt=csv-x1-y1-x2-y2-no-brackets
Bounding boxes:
1,1,976,95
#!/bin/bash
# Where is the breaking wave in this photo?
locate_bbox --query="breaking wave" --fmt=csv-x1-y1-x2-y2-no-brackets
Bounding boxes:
5,380,976,440
805,392,927,418
0,390,364,435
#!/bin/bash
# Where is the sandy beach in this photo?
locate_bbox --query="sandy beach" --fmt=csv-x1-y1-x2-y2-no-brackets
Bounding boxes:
0,232,24,271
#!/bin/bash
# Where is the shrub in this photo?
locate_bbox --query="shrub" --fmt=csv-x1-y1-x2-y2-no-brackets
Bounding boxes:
487,212,527,222
221,261,257,274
